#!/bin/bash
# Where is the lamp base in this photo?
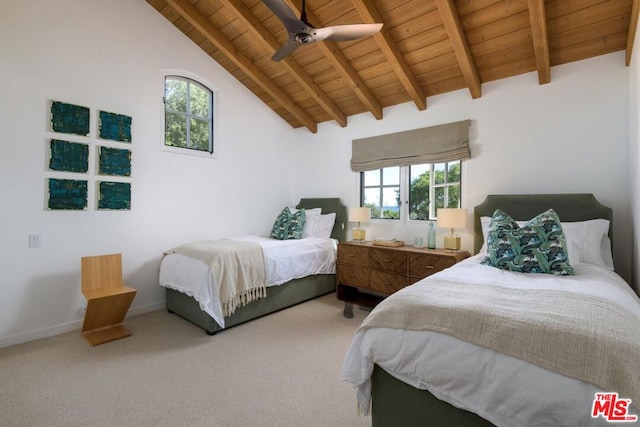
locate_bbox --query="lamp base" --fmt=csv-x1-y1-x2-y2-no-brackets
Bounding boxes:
443,236,460,251
352,228,366,242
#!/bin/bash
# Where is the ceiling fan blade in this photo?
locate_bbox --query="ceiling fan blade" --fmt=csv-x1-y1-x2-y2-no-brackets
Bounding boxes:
262,0,304,33
314,23,383,42
271,38,301,62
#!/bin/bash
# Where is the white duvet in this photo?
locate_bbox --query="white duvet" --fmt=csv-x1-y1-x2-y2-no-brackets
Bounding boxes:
342,255,640,426
159,236,337,328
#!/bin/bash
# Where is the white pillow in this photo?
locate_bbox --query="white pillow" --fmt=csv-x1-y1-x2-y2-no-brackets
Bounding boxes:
314,213,336,239
479,216,613,270
562,219,613,270
290,207,322,238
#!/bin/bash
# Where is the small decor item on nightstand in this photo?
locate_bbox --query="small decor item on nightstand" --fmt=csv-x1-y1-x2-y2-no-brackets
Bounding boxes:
349,206,370,242
437,208,467,251
427,221,436,249
414,237,424,248
373,237,404,247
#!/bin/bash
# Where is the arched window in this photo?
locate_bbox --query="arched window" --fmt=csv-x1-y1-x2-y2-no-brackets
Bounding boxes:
164,76,214,154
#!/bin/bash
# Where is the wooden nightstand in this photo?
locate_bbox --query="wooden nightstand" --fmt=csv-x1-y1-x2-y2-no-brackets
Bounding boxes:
336,241,469,318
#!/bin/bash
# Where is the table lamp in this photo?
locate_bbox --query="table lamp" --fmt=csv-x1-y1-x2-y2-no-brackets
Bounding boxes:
349,207,371,242
437,208,467,251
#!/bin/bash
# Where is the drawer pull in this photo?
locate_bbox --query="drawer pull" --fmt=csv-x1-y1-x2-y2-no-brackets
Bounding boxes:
349,254,355,257
384,259,391,262
426,265,435,269
383,282,390,286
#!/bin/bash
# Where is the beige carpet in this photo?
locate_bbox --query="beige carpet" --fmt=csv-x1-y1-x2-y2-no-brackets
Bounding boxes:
0,293,371,427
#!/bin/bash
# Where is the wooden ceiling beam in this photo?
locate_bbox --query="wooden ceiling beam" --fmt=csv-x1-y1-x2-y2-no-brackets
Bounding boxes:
527,0,551,84
434,0,482,98
165,0,318,133
351,0,427,111
221,0,347,127
282,0,383,121
627,0,639,66
320,42,383,120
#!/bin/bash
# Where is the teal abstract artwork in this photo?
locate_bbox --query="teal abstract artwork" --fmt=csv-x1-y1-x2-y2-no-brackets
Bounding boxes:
99,111,132,142
50,101,90,136
98,146,131,176
49,139,89,173
98,181,131,210
48,178,88,210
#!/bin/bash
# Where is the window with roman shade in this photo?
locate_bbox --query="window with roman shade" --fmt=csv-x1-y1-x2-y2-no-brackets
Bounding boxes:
352,120,471,222
350,119,471,172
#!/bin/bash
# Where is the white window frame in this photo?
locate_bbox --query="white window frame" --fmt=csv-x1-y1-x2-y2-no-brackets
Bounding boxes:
360,161,462,224
161,70,219,158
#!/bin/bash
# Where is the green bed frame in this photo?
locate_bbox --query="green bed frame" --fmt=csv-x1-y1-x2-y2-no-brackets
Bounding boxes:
165,198,347,335
370,193,613,426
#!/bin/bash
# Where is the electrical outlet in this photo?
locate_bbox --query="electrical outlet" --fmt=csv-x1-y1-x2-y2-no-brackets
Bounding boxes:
28,234,42,248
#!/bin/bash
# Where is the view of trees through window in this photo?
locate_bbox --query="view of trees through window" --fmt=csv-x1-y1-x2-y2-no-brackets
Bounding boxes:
362,161,461,221
164,76,213,153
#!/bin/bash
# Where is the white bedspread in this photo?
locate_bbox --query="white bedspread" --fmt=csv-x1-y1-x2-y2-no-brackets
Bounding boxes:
342,255,640,426
160,236,337,328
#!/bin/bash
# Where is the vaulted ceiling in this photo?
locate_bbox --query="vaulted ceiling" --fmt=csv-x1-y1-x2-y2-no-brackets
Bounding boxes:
146,0,639,133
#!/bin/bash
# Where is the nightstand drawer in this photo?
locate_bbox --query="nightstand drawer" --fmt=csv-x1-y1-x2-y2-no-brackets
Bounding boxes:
338,244,369,267
370,270,408,294
337,265,370,288
370,248,407,273
409,253,455,278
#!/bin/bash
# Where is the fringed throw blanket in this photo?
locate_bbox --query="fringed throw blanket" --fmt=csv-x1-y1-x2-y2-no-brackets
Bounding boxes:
165,239,266,317
359,280,640,407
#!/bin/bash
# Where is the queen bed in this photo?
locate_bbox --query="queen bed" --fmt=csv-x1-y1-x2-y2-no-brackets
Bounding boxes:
160,198,347,335
342,194,640,426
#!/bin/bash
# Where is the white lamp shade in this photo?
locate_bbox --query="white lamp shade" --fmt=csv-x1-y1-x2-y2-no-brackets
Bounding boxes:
348,207,371,223
437,208,468,229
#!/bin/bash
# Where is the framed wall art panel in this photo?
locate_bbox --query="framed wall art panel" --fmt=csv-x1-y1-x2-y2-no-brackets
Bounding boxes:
50,101,90,136
49,139,89,173
98,146,131,176
47,178,88,210
99,110,132,143
97,181,131,210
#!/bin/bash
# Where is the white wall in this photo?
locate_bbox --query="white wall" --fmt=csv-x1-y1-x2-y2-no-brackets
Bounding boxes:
0,0,295,347
631,25,640,292
293,52,633,289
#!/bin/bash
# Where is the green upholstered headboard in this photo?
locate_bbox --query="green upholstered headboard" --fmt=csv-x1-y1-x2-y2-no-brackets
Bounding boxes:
473,193,613,254
296,198,348,242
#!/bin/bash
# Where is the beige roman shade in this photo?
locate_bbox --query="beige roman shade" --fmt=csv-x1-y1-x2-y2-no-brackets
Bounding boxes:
350,120,471,172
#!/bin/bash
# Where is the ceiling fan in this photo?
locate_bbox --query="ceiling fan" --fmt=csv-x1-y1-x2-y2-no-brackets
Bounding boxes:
263,0,383,62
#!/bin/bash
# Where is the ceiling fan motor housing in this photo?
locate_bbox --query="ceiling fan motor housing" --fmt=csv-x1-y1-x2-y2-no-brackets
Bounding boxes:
295,32,315,44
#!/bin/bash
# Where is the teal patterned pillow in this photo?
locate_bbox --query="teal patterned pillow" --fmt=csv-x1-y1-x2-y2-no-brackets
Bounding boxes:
270,207,306,240
481,209,575,275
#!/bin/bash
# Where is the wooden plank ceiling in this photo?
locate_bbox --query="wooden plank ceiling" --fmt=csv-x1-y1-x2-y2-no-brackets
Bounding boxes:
147,0,639,133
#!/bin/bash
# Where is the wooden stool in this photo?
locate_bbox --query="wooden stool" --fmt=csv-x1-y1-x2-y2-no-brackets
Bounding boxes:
81,253,136,346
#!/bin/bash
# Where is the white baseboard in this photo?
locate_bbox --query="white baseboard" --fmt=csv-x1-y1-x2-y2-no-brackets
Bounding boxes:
0,301,166,349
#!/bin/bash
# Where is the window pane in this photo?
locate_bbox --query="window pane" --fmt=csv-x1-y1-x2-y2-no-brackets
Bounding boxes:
382,187,400,219
190,83,210,119
190,118,210,151
448,161,460,183
409,165,430,220
382,166,400,186
447,185,460,208
363,170,380,186
165,76,214,155
364,189,381,218
165,112,187,147
434,186,445,212
165,78,187,112
434,163,445,185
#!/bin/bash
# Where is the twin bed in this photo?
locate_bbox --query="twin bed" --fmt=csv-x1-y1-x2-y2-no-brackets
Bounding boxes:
160,198,347,335
342,194,640,426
